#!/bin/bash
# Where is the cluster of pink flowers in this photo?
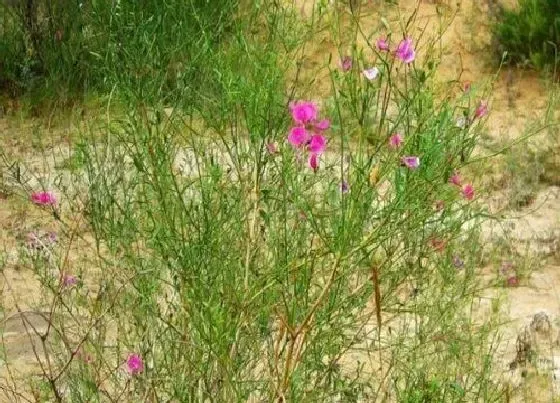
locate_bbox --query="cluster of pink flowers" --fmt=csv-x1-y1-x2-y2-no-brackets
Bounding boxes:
376,36,416,64
386,132,420,170
342,36,416,81
449,171,475,201
287,101,329,171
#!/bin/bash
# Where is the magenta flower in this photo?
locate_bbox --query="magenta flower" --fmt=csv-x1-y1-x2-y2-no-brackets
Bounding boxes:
395,38,416,64
401,156,420,169
388,133,403,149
288,127,309,148
308,153,319,172
363,67,379,80
289,101,330,133
341,56,353,72
290,101,317,124
474,101,488,118
462,183,475,200
449,171,462,186
377,37,390,52
340,181,350,193
308,134,327,154
126,353,144,375
31,191,57,206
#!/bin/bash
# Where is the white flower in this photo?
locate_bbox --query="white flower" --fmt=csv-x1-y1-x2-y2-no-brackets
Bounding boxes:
456,116,466,129
362,67,380,80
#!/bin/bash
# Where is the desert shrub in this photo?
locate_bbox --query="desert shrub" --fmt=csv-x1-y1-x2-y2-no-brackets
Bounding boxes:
492,0,560,70
0,2,506,401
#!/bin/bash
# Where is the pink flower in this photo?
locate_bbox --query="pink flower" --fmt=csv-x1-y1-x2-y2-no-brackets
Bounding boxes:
31,191,57,206
449,171,462,186
63,274,78,287
315,119,330,131
388,133,403,149
506,276,519,287
126,353,144,375
474,101,488,118
308,134,327,154
395,38,415,64
462,183,475,200
289,101,330,133
288,127,309,148
266,142,278,154
340,181,350,193
308,153,319,172
341,56,353,72
401,156,420,169
290,101,318,124
377,37,389,52
363,67,379,80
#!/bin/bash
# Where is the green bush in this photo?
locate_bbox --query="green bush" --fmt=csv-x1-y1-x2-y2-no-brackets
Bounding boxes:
0,0,239,105
0,2,507,401
493,0,560,69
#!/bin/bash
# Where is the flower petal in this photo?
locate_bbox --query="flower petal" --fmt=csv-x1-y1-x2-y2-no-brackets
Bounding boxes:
287,127,309,148
363,67,380,80
308,134,327,154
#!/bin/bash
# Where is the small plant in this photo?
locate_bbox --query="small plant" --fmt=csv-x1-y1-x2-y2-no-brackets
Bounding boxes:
492,0,560,70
